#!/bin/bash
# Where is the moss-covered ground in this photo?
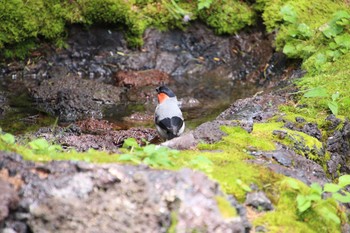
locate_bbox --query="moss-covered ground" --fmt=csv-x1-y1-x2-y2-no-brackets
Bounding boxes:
0,121,345,232
2,0,350,232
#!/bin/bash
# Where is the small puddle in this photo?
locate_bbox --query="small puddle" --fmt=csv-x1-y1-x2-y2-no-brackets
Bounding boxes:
104,71,263,130
0,67,264,134
0,68,264,135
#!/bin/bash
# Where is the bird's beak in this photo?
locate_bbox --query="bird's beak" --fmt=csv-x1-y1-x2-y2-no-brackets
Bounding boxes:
156,87,160,93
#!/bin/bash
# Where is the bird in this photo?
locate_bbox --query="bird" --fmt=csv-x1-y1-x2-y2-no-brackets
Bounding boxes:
155,85,185,140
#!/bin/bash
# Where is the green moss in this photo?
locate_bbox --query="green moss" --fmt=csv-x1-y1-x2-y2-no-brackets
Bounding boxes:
0,120,345,232
215,196,237,218
198,0,256,34
296,53,350,118
167,211,178,233
1,0,257,57
254,178,343,233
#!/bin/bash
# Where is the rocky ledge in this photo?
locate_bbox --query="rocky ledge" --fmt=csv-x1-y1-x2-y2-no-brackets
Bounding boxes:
0,151,250,233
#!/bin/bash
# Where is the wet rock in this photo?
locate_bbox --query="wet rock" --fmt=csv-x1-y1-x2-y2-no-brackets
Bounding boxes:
178,97,201,108
161,133,197,150
30,75,124,122
255,148,328,185
57,127,158,152
272,130,288,140
325,114,342,130
245,191,273,211
122,112,154,124
326,118,350,177
270,150,292,167
295,116,306,123
217,92,286,122
255,225,268,232
0,152,251,233
76,118,114,134
284,121,322,140
124,85,157,103
0,178,19,222
0,91,9,117
115,69,170,87
193,120,253,144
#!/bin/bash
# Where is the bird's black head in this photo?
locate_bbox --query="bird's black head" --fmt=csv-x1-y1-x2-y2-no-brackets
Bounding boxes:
156,86,176,97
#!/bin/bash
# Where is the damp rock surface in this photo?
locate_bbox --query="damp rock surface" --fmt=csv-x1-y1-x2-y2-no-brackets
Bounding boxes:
0,151,250,233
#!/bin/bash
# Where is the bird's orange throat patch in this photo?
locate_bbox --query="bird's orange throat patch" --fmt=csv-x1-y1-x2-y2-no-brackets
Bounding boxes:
157,93,168,104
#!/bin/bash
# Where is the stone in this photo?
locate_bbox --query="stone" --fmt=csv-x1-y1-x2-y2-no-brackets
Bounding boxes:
245,191,273,211
0,151,251,233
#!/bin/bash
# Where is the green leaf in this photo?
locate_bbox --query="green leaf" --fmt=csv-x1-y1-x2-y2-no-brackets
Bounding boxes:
122,138,139,149
314,53,327,69
332,192,350,203
48,145,62,152
143,144,157,155
236,179,252,192
197,0,213,10
334,34,350,49
280,5,297,23
332,92,340,101
303,87,328,98
323,183,341,193
118,154,141,164
0,133,15,144
327,101,338,115
307,193,322,201
283,43,297,56
333,10,350,21
318,207,341,225
297,23,313,38
297,195,312,212
301,45,316,54
29,138,49,151
283,178,300,190
310,183,322,195
321,23,343,38
338,175,350,187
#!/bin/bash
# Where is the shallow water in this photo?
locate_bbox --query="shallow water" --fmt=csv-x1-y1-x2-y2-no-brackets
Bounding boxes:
0,63,264,135
103,71,262,130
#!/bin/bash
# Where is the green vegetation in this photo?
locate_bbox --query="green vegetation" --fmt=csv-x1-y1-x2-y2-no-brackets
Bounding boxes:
215,196,237,218
2,0,350,231
1,126,345,232
118,137,179,168
257,0,350,118
0,0,256,58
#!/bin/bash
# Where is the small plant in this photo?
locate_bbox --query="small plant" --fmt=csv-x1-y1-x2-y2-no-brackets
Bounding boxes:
303,87,341,115
236,179,252,192
284,175,350,225
118,138,179,168
28,138,63,155
0,132,15,145
197,0,213,10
